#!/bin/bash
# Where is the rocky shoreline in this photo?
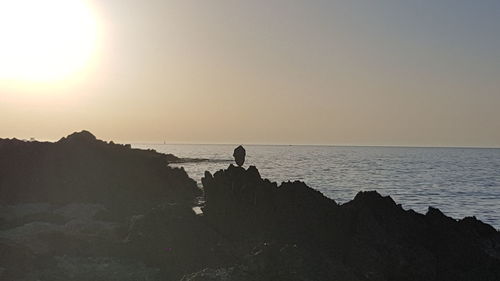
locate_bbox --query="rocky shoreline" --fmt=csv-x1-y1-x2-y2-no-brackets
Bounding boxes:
1,132,499,281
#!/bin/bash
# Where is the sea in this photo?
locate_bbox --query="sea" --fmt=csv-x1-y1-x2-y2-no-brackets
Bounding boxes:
134,144,500,229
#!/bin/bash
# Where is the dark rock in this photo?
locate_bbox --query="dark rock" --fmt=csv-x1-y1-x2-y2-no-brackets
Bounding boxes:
180,267,235,281
0,131,201,280
198,165,500,281
58,130,97,144
202,164,338,247
0,131,199,215
2,133,500,281
23,256,161,281
0,239,37,281
233,145,246,167
181,242,360,281
120,203,234,280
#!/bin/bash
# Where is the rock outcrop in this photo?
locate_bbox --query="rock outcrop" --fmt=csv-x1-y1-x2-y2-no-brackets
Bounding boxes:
0,131,198,215
197,165,500,281
1,133,499,281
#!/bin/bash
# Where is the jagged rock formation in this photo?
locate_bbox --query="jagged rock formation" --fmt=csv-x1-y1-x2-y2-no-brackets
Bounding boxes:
202,165,338,248
1,134,499,281
0,131,203,281
0,130,198,214
197,165,500,281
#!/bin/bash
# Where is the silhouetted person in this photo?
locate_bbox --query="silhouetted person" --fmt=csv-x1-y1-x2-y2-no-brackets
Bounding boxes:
233,145,246,167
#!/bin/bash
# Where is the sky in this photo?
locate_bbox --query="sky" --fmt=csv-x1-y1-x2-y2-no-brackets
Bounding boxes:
1,0,499,147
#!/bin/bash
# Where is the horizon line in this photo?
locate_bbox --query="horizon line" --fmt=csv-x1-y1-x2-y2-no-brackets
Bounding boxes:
5,136,499,150
130,142,500,150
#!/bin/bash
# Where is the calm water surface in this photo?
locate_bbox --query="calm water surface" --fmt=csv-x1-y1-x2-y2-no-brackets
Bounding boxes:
135,144,500,228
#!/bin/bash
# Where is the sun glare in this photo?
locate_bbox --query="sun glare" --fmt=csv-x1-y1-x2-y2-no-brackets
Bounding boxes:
0,0,99,83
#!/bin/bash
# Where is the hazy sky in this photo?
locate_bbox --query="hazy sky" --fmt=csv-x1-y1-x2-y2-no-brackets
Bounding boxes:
1,0,499,146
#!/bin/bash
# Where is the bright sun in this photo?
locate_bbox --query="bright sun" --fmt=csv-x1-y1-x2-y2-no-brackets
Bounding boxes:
0,0,99,83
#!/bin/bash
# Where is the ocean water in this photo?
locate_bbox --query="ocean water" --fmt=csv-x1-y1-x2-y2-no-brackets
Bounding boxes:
134,144,500,228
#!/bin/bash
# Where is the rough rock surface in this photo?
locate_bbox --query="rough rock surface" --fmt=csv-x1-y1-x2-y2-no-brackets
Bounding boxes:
0,203,124,280
196,164,500,281
0,131,200,281
1,133,499,281
119,203,235,280
0,131,199,214
22,256,161,281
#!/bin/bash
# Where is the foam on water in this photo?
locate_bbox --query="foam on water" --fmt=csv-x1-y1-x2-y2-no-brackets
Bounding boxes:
134,144,500,228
